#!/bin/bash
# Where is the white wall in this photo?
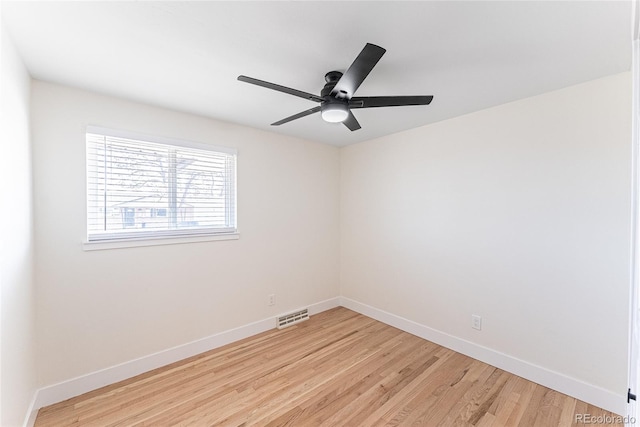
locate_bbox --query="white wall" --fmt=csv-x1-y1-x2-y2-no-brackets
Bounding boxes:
0,21,37,427
341,73,632,397
30,81,340,387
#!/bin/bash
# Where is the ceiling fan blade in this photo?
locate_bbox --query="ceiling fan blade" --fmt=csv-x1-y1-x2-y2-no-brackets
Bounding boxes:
331,43,386,99
343,111,361,131
238,75,323,103
271,106,322,126
350,96,434,108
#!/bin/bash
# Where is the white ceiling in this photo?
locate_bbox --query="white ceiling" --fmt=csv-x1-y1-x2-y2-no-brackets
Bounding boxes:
2,1,632,147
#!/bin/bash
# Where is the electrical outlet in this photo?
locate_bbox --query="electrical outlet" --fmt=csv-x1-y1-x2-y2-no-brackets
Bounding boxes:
268,294,276,306
472,315,482,331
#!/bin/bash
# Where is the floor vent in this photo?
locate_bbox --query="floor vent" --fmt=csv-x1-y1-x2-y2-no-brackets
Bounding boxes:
277,308,309,329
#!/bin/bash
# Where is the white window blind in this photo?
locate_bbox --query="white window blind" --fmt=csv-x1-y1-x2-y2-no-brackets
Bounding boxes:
86,127,236,242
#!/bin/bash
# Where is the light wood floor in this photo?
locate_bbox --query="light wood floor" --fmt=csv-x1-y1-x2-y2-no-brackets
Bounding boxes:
35,307,623,426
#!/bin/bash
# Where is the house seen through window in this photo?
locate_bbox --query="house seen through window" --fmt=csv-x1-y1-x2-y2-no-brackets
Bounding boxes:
86,127,237,242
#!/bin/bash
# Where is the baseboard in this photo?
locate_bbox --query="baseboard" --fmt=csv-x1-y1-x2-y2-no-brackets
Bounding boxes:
24,296,340,426
22,393,38,427
339,296,627,416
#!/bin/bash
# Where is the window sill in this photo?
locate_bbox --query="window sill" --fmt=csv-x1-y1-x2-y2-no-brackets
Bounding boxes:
83,233,239,251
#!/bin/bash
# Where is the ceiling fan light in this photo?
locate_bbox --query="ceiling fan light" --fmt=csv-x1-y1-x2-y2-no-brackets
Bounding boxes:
321,103,349,123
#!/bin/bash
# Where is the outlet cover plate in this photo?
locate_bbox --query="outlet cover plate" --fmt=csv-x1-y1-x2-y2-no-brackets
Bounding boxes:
472,315,482,330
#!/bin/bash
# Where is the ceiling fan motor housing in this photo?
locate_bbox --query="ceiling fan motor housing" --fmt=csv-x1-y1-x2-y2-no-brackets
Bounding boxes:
322,71,348,99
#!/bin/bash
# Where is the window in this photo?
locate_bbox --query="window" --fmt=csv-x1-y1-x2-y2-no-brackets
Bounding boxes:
86,126,236,243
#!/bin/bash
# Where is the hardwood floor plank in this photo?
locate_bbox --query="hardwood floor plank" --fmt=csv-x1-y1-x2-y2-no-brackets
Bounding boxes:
232,330,400,424
360,350,459,426
316,350,442,426
503,378,538,425
277,334,426,423
434,363,499,426
152,319,393,426
34,307,623,427
517,380,552,426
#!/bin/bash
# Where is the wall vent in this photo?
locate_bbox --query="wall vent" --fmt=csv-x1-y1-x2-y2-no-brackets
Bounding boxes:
277,308,309,329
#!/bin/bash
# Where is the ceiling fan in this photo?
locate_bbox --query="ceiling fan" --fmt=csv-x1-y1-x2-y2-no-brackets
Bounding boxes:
237,43,433,131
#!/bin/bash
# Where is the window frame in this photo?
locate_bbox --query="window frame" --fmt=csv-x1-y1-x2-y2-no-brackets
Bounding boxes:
84,126,238,250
